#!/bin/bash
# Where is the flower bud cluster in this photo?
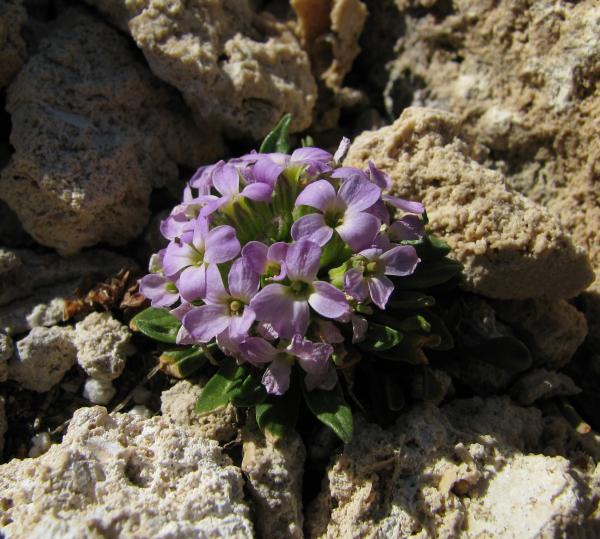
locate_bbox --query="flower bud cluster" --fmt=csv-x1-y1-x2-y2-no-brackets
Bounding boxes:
140,138,425,395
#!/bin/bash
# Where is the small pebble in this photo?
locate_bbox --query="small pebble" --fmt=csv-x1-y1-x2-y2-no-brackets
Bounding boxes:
129,405,153,418
28,432,52,458
83,377,116,405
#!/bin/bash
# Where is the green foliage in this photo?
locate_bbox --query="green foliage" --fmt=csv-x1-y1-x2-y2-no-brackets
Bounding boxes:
303,383,353,444
256,381,300,439
130,308,181,343
196,358,248,414
259,113,292,153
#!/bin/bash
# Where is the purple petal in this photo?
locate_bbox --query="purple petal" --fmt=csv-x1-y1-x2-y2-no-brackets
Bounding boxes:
262,360,292,395
250,284,310,338
388,215,425,241
368,161,392,189
216,329,244,358
250,157,283,186
239,337,278,366
170,301,194,321
331,166,369,182
365,199,390,226
203,263,229,305
160,213,191,240
338,177,381,212
204,225,241,264
139,274,179,307
291,147,332,172
288,335,333,364
344,268,369,301
178,265,208,302
213,162,240,197
242,241,268,274
228,258,259,303
163,241,195,278
200,196,229,218
229,307,256,339
291,214,333,247
337,211,380,252
307,361,338,392
189,163,217,192
315,319,345,344
176,325,195,345
308,281,350,319
382,195,425,214
183,304,230,342
333,137,351,164
256,322,279,341
367,275,394,310
380,245,420,276
285,239,322,282
241,182,274,202
295,180,336,212
372,233,391,251
267,242,289,280
191,217,209,252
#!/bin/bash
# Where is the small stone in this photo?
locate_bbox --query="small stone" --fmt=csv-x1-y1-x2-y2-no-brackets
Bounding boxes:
132,385,152,405
510,369,581,406
0,331,13,382
129,405,153,419
8,326,77,392
74,312,134,382
0,0,26,88
28,432,52,458
82,378,116,405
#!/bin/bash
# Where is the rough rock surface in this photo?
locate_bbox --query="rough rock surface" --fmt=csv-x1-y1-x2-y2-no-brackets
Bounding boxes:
0,248,134,335
0,0,26,88
8,326,77,392
74,312,134,381
89,0,317,138
345,107,594,300
0,396,6,456
510,369,580,406
242,418,305,539
0,331,12,381
493,298,588,369
161,380,238,443
0,406,254,537
0,10,221,255
307,397,600,538
384,0,600,293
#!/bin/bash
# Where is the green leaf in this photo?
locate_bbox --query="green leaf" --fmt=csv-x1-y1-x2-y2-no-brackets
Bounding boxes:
256,381,300,439
414,234,451,261
373,333,440,364
421,310,454,351
394,258,463,290
159,345,210,378
231,370,267,407
359,323,403,352
303,383,353,444
130,307,181,343
395,315,431,333
259,113,292,153
301,135,315,147
195,358,248,415
388,291,436,310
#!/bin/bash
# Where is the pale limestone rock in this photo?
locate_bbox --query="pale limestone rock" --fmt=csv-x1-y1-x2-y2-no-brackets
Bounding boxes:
510,369,580,407
8,326,77,392
0,0,26,88
493,298,588,369
383,0,600,295
306,397,600,538
82,377,116,405
89,0,317,138
345,107,594,300
0,331,12,381
241,418,305,539
0,248,133,335
74,312,134,381
0,406,254,538
0,10,222,255
161,380,238,443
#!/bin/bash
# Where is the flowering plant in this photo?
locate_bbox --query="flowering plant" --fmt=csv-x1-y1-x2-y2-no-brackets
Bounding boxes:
132,116,461,442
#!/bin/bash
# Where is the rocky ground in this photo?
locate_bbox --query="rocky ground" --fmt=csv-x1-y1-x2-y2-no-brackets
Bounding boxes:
0,0,599,537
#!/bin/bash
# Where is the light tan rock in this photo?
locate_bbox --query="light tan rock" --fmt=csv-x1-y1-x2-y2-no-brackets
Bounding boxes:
241,418,305,539
345,107,594,300
384,0,600,293
0,406,254,537
160,379,238,443
0,0,26,88
306,397,600,538
0,10,222,255
74,312,134,381
8,326,77,392
0,331,12,382
492,298,588,369
90,0,317,139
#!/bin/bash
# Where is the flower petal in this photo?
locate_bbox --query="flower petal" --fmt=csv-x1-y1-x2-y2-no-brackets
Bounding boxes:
344,267,369,301
261,360,292,395
388,215,425,241
163,240,195,278
309,281,350,319
382,195,425,214
337,211,380,252
241,182,274,202
178,265,208,302
331,166,369,182
291,214,333,247
212,162,240,197
368,161,392,189
239,337,279,366
379,245,420,276
338,177,381,212
285,238,322,282
250,157,283,186
295,180,336,212
139,274,178,307
229,307,256,338
250,284,309,338
333,137,351,164
204,225,241,264
228,258,259,302
367,275,394,310
182,304,230,342
203,263,229,305
242,241,268,274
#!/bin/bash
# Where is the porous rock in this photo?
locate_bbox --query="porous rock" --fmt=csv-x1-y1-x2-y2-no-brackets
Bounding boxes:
345,107,594,300
0,248,134,335
161,379,238,443
74,311,134,381
0,0,26,88
306,397,600,538
241,418,305,539
493,298,588,369
8,325,77,392
0,10,221,255
89,0,317,139
0,406,254,538
510,369,580,406
0,331,12,381
82,377,116,405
